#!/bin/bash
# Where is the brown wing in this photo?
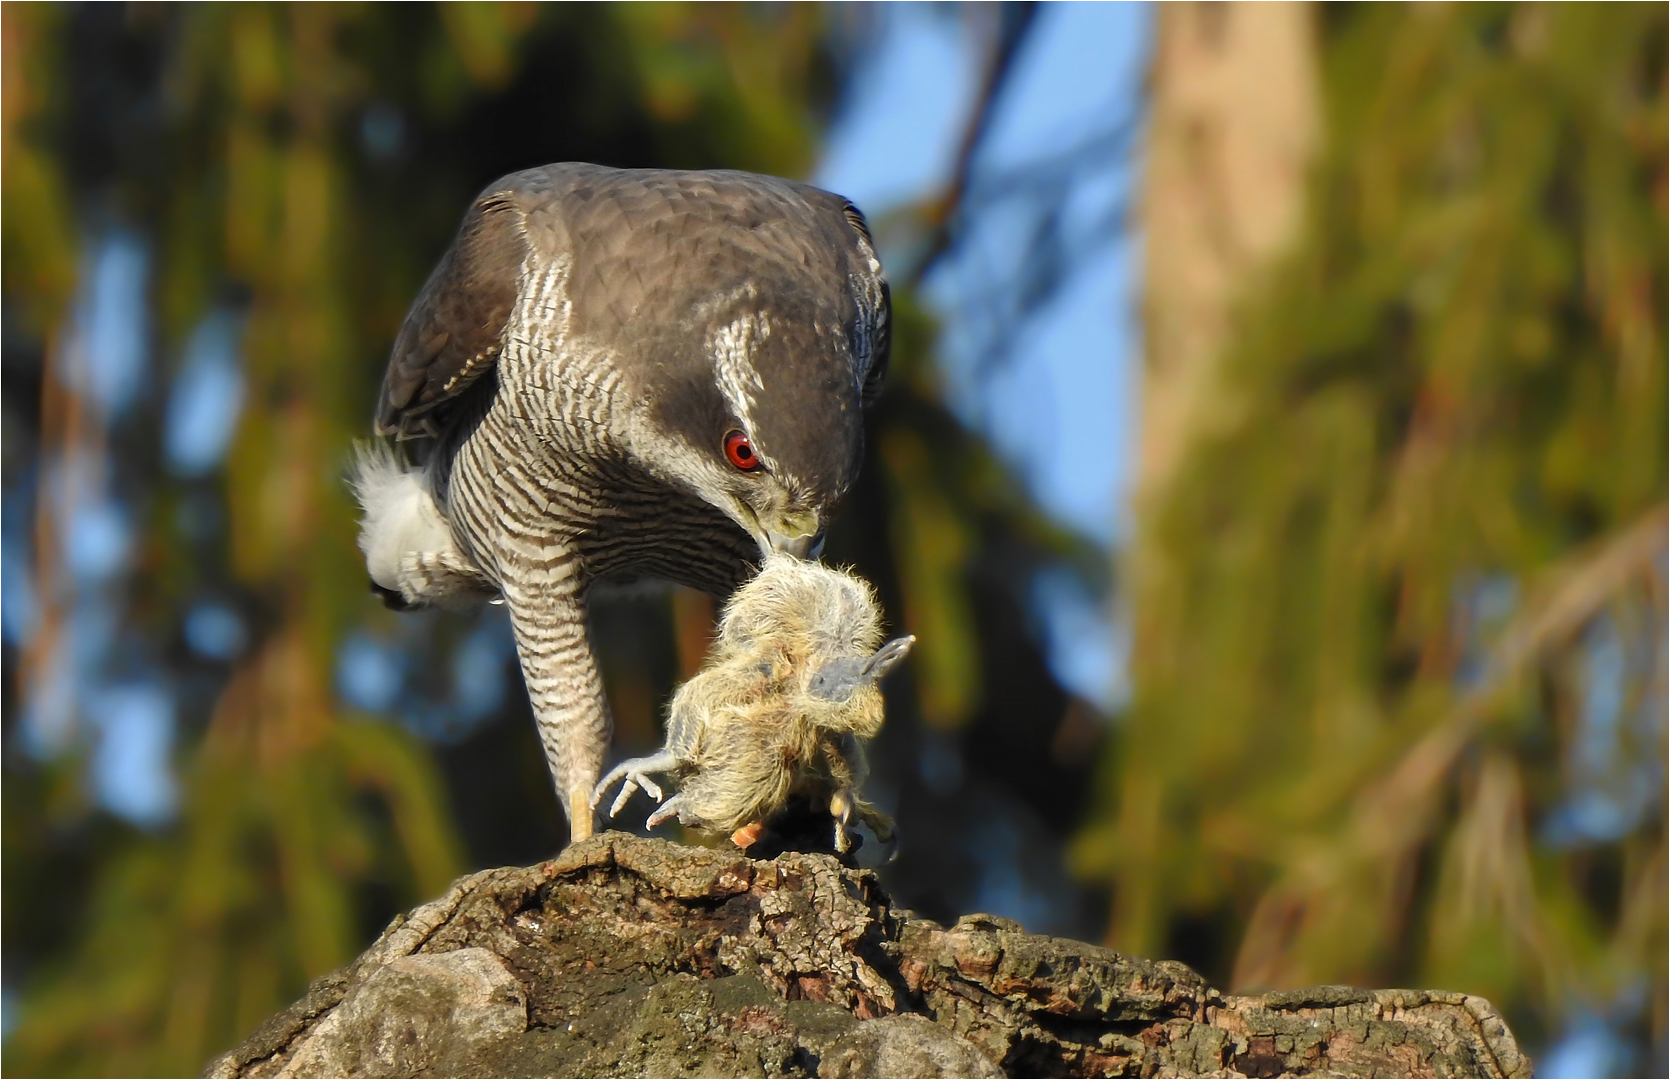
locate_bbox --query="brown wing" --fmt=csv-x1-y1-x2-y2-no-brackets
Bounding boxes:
376,189,529,439
839,200,891,409
859,276,892,409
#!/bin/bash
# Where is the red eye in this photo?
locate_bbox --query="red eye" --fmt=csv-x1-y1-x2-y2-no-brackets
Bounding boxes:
723,430,760,471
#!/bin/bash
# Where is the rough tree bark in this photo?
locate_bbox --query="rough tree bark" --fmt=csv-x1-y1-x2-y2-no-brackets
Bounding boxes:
205,834,1530,1079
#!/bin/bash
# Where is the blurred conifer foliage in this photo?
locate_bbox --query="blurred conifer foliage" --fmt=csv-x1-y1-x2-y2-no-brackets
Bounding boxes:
1077,2,1666,1064
3,5,1092,1076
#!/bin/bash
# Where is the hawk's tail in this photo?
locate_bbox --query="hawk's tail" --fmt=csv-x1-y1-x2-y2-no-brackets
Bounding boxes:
349,442,493,610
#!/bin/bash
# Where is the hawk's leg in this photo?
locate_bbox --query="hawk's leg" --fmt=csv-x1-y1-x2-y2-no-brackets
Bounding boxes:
502,561,611,845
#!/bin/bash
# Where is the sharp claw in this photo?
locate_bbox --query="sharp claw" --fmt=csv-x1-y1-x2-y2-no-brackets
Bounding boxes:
591,771,622,810
593,754,676,818
879,831,900,864
603,771,665,818
830,789,855,853
609,781,639,819
645,796,682,830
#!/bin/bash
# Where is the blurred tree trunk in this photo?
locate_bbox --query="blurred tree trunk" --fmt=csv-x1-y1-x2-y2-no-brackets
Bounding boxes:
1133,1,1319,500
1121,0,1321,957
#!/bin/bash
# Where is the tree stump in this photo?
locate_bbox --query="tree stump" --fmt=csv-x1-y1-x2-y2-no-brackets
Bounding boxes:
204,833,1531,1079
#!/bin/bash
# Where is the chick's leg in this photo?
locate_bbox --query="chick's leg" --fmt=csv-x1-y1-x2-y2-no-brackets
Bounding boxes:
823,733,872,853
644,793,688,830
592,750,678,818
854,799,897,854
828,789,856,854
592,691,708,821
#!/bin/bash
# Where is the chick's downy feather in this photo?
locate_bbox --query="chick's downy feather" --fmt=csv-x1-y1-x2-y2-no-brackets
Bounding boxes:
595,553,910,849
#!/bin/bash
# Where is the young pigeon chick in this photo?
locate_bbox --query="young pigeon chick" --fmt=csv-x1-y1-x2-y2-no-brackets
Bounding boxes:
592,553,913,853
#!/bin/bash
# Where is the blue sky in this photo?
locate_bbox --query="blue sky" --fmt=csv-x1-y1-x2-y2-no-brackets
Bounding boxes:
817,2,1151,707
817,3,1147,545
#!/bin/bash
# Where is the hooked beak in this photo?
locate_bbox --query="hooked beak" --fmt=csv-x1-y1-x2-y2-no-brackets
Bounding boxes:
760,508,824,560
766,530,825,559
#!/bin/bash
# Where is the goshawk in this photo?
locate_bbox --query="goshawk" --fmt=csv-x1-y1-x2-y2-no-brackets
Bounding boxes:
353,163,890,844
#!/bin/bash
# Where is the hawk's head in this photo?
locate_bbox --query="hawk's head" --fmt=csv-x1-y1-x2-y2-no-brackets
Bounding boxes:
377,165,890,562
618,176,891,560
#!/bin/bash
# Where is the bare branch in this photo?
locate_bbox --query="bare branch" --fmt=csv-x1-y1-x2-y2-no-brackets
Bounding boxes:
908,2,1039,288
